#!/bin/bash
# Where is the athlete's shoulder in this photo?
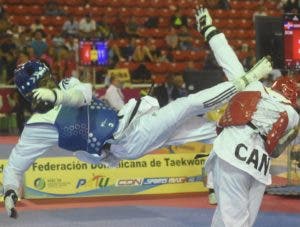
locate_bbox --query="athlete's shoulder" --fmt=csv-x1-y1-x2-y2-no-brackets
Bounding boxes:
58,77,81,90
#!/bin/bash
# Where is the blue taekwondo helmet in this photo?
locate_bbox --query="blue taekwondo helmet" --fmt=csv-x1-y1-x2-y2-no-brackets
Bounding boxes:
14,60,51,101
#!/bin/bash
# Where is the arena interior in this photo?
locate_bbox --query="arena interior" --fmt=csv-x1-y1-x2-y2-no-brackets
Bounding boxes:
0,0,300,226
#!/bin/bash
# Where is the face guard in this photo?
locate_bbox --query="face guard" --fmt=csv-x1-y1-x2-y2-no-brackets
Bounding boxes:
271,76,298,107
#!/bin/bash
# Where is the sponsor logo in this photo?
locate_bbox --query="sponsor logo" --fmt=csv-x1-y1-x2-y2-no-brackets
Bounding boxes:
143,177,169,185
116,176,204,187
76,179,87,189
34,178,46,190
116,179,143,186
76,175,110,189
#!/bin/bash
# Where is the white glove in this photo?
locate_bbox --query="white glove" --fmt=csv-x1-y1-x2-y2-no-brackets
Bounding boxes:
195,7,219,42
195,7,212,33
32,88,63,105
234,57,272,90
32,88,56,102
4,189,18,219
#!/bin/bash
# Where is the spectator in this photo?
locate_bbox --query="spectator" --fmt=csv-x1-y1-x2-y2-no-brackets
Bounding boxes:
0,3,6,19
131,63,152,83
97,15,113,41
144,16,159,29
0,35,17,82
184,61,198,73
3,50,18,84
170,7,188,29
125,16,140,38
111,15,126,39
165,27,179,51
30,30,48,58
145,38,164,62
108,43,125,65
132,38,154,62
280,0,299,13
203,50,221,70
178,26,195,51
40,46,56,68
0,34,17,54
14,30,31,52
62,15,79,38
25,46,37,60
51,32,65,49
64,35,79,53
7,90,32,135
123,37,137,61
79,13,96,40
0,15,11,37
17,50,30,65
6,24,23,40
205,0,230,9
44,0,65,16
103,75,125,111
219,0,231,9
30,19,45,34
152,74,186,107
157,50,171,63
55,45,77,81
253,5,268,22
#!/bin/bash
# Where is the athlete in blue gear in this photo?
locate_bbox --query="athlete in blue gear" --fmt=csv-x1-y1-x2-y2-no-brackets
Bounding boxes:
3,56,271,218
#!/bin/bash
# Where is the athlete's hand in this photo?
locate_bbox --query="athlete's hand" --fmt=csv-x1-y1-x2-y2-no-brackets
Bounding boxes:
32,88,56,103
4,190,18,219
195,6,213,33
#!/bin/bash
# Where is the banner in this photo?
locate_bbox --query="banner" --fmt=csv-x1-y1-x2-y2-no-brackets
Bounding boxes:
24,153,207,199
107,68,131,83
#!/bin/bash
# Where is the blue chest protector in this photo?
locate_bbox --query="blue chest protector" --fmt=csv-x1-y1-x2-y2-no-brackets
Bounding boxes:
54,98,119,155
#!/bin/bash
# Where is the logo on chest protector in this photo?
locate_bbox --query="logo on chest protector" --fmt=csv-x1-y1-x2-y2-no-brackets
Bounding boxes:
235,143,270,176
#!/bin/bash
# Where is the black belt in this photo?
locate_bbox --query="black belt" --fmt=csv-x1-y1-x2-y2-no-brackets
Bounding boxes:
128,99,141,124
247,122,267,141
103,99,142,150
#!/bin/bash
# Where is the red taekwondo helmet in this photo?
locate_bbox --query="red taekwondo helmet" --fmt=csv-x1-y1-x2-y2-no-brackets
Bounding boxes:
271,76,298,107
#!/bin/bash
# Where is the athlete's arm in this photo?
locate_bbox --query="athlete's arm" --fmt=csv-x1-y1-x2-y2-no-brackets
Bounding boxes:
195,7,245,81
33,77,93,107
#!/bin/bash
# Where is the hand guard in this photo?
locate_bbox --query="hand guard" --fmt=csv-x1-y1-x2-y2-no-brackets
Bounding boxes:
4,189,18,219
32,88,57,103
195,7,212,33
234,56,272,90
195,7,219,41
32,88,63,105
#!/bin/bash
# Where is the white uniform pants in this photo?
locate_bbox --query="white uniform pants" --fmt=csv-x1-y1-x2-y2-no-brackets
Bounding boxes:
3,125,59,193
111,82,237,159
211,157,266,227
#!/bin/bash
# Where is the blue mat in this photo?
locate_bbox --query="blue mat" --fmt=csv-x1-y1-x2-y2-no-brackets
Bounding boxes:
266,185,300,196
0,206,299,227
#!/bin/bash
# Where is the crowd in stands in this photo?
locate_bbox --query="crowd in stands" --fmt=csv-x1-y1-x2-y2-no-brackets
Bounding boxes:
0,0,293,134
0,0,284,85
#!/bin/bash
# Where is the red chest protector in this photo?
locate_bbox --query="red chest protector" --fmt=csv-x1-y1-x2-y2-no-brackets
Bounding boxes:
217,91,289,156
218,91,261,127
265,111,288,155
